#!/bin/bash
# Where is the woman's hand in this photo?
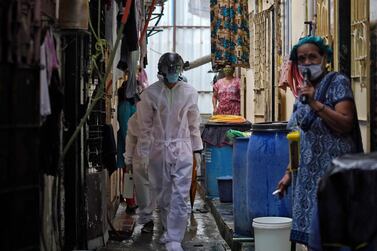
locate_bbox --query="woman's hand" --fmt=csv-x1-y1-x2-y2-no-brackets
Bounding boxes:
212,95,218,114
309,100,355,134
277,172,291,198
299,83,315,104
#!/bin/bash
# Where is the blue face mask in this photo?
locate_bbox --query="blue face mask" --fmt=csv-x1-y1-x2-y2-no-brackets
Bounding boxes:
165,72,180,84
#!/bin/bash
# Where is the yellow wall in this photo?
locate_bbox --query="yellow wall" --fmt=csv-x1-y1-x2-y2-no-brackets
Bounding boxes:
243,1,256,122
244,0,307,123
350,0,371,151
242,69,255,121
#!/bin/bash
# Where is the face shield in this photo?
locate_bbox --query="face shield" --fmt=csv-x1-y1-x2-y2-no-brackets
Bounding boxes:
161,64,182,83
158,52,184,84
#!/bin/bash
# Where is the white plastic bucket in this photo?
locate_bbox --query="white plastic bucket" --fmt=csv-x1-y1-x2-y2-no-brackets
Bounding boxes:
252,217,292,251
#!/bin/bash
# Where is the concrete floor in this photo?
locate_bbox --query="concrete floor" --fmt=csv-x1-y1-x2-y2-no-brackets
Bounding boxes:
99,192,230,251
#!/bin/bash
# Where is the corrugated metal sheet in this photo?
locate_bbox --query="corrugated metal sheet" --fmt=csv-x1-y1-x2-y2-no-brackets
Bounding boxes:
145,0,214,114
176,0,210,26
155,0,210,26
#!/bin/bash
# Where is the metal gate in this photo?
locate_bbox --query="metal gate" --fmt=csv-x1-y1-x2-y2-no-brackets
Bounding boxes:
252,6,275,122
351,0,370,151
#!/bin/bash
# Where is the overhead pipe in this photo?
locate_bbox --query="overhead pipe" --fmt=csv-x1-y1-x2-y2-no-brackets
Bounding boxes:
284,0,291,55
308,0,314,22
183,54,211,71
307,0,316,35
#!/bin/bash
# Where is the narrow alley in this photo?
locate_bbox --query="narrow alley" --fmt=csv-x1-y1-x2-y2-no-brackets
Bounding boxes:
99,191,231,251
1,0,377,251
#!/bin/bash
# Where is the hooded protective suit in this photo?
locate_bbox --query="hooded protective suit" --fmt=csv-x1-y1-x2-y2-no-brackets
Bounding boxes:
124,113,155,224
137,79,203,246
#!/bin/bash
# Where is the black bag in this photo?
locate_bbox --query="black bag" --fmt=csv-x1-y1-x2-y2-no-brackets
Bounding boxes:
317,153,377,250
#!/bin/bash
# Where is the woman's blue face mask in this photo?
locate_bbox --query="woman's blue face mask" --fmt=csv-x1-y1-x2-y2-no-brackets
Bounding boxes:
166,72,180,84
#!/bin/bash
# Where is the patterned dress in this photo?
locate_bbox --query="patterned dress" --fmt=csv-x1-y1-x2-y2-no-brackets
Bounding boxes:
210,0,250,68
289,73,358,244
213,77,240,115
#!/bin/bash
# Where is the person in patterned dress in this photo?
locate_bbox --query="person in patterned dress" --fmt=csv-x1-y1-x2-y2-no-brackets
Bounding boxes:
276,36,363,247
212,64,241,115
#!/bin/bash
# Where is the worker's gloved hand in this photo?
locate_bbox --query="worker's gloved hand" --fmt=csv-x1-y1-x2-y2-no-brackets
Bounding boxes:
125,164,133,173
194,152,202,176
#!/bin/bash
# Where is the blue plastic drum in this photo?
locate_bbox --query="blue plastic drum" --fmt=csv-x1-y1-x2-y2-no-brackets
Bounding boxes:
205,144,233,198
246,122,292,223
233,137,251,236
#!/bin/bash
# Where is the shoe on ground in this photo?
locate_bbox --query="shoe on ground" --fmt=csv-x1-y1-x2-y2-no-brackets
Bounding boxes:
165,241,183,251
141,220,154,233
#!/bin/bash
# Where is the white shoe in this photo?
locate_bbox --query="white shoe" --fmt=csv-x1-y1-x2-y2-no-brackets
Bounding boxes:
165,241,183,251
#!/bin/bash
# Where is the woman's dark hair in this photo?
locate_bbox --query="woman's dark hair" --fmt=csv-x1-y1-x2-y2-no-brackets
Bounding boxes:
289,36,333,63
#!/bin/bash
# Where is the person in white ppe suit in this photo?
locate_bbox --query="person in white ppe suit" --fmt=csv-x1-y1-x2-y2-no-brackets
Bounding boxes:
124,111,156,233
137,52,203,251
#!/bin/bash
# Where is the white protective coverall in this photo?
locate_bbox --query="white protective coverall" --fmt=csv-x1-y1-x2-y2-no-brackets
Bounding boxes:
124,112,155,224
137,79,203,246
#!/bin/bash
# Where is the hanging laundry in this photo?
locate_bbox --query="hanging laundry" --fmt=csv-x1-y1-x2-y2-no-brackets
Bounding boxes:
137,67,149,91
278,56,303,98
135,0,147,68
40,42,51,118
117,0,139,71
210,0,250,68
44,30,59,83
102,123,117,175
124,50,140,99
40,69,64,175
39,30,59,119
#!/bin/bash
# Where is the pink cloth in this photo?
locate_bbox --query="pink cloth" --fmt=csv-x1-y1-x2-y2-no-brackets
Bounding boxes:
44,30,59,83
278,57,303,98
137,68,149,90
213,77,241,115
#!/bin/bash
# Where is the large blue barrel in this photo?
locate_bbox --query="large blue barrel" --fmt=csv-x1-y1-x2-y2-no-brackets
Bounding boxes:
205,144,233,198
247,122,292,223
233,137,251,236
